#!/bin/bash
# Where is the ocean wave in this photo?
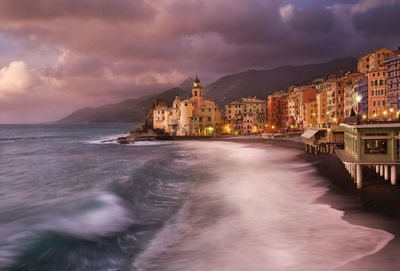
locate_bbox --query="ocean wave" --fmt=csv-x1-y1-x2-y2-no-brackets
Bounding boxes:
0,192,134,270
85,134,129,144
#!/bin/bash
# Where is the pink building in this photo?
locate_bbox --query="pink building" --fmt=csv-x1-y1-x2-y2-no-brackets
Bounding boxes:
243,113,255,134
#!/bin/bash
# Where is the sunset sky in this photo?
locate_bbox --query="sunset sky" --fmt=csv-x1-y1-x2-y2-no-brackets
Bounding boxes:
0,0,399,123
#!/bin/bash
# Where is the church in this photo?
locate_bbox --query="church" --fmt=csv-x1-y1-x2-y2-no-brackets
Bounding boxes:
153,77,223,136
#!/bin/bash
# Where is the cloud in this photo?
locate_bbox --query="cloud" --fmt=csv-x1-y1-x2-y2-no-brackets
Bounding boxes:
0,0,398,122
280,4,295,23
352,2,400,37
0,61,40,98
290,6,335,33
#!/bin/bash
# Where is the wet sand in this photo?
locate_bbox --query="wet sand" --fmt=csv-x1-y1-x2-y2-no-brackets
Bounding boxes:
218,137,400,270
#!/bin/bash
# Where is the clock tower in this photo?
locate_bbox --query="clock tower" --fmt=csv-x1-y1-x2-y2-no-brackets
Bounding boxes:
192,75,203,116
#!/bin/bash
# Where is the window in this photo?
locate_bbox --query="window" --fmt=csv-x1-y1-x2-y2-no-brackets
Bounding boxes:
195,91,197,96
373,101,376,106
364,139,387,154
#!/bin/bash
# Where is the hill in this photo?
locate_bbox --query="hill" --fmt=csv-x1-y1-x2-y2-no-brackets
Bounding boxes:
204,57,357,104
58,57,357,123
58,87,190,123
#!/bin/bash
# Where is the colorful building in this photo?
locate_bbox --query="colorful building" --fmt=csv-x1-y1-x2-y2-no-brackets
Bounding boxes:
301,87,317,128
386,48,400,111
267,91,289,132
153,77,222,136
225,101,243,134
242,97,267,134
357,76,368,118
368,66,388,118
358,48,393,73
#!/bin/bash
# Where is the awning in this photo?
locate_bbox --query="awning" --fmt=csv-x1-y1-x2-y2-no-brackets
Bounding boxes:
301,129,319,139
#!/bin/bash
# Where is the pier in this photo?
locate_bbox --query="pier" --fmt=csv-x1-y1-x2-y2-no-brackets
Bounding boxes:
336,123,400,189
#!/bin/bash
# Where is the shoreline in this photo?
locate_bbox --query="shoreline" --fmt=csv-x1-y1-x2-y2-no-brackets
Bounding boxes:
218,137,400,270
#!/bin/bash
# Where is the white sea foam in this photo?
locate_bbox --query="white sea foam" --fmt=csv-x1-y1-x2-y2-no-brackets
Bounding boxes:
85,134,129,144
0,192,134,269
134,141,394,271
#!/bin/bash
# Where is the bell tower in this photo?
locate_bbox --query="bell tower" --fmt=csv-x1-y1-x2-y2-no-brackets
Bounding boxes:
192,75,203,116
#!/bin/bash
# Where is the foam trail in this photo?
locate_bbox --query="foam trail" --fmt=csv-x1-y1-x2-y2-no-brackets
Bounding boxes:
134,141,393,271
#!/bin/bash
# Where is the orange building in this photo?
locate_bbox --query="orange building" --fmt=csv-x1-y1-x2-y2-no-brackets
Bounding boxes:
368,66,388,118
267,92,289,132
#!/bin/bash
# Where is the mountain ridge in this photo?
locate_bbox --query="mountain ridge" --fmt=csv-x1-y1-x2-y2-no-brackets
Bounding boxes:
58,57,357,123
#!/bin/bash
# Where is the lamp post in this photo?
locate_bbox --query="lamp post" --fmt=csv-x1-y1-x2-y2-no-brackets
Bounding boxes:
356,95,362,123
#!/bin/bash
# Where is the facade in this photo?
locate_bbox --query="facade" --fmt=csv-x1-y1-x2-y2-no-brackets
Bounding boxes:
338,123,400,188
387,49,400,110
153,77,222,136
367,66,388,118
242,97,267,134
225,101,243,134
358,48,393,73
301,88,317,128
267,91,289,132
316,89,327,127
357,76,368,118
344,74,363,118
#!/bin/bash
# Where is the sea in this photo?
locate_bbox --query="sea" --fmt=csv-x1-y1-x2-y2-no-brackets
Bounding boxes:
0,123,397,271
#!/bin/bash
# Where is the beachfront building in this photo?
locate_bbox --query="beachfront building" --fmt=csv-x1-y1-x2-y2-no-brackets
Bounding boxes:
153,77,223,136
386,48,400,111
338,123,400,189
357,76,368,118
242,97,267,134
225,101,243,134
358,48,393,74
301,87,317,128
316,88,327,127
267,91,289,132
368,66,388,118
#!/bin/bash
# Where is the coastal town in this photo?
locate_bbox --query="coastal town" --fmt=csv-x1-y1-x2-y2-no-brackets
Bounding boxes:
148,46,400,190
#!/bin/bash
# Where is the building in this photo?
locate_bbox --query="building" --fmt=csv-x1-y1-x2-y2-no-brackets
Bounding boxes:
367,66,388,118
357,76,368,118
153,77,222,136
225,101,243,134
337,123,400,189
316,88,327,127
301,87,317,128
358,48,393,73
242,97,267,134
344,73,363,118
386,48,400,111
267,91,289,132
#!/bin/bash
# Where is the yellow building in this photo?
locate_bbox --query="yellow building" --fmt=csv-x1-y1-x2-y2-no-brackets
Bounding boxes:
302,100,318,128
316,90,327,127
357,48,393,73
153,76,222,136
225,101,243,134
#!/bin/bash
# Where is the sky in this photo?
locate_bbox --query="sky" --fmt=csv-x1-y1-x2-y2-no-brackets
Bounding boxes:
0,0,399,123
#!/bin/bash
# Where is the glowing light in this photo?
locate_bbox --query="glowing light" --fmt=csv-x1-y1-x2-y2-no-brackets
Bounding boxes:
362,115,367,119
312,113,316,117
356,95,362,103
333,117,337,123
373,113,377,118
383,110,388,116
272,125,275,129
290,125,294,128
390,108,394,113
326,112,330,115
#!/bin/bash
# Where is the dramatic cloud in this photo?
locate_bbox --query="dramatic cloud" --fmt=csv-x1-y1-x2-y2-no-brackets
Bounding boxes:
0,0,398,123
0,61,40,99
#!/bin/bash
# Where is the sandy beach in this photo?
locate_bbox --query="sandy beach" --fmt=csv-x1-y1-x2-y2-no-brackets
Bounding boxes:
217,136,400,270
